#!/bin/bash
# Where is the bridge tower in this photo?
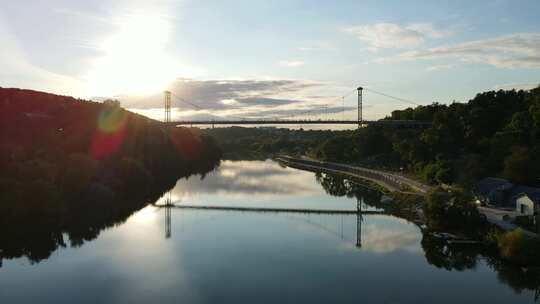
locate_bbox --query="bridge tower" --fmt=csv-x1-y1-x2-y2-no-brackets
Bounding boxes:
357,87,363,128
164,90,172,123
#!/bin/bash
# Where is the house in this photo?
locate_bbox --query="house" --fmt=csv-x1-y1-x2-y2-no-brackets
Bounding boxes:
513,187,540,215
473,177,514,208
473,177,540,215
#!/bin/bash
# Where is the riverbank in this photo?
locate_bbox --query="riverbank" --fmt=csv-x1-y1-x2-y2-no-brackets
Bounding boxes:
3,159,538,304
277,155,540,268
275,155,431,194
0,88,223,263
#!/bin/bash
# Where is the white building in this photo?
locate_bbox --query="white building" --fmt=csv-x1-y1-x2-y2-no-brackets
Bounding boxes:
516,193,538,216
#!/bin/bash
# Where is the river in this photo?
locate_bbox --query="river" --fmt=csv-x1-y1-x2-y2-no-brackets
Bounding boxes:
0,160,537,303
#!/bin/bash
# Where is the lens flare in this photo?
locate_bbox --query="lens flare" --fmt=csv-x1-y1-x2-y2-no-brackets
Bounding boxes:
90,107,128,159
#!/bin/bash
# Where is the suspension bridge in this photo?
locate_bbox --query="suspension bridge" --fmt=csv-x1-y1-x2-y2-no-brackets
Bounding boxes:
161,86,431,128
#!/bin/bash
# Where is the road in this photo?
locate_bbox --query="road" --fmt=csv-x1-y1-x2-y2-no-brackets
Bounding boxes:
275,155,432,194
478,206,538,237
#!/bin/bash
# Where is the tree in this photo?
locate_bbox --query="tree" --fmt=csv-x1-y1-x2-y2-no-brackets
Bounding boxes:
424,187,483,233
504,146,539,186
103,99,121,107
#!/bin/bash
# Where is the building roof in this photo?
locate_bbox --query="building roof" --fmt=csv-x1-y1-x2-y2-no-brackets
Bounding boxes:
474,177,513,196
510,186,540,205
474,177,540,207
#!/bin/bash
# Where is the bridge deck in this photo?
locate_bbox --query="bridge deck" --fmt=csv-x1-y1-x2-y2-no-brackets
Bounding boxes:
167,120,431,126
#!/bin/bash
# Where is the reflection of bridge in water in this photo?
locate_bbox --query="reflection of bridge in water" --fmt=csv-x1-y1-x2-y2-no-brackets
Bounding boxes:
155,196,380,248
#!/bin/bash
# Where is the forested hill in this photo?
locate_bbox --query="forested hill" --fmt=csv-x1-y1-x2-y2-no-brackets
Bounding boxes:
0,87,220,167
316,86,540,187
0,87,221,261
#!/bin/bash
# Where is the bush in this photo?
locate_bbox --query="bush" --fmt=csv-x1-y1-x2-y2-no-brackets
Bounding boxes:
424,186,484,233
498,229,527,259
497,229,540,266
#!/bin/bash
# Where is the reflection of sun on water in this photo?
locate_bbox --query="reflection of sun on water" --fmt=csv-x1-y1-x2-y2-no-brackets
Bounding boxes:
84,14,181,97
131,206,159,225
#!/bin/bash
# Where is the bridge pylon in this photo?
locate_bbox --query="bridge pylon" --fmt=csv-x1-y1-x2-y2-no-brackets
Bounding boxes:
164,91,172,123
357,87,363,128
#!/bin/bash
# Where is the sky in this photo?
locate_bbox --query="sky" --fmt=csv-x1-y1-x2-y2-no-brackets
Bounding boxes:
1,0,540,121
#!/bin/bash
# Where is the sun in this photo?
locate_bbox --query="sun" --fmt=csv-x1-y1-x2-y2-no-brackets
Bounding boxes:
84,14,179,97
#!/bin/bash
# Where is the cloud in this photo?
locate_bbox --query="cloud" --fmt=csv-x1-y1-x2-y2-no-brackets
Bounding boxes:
120,78,352,121
426,64,454,71
252,105,358,119
406,23,448,39
168,160,320,197
298,42,335,52
344,22,448,51
361,221,422,254
236,97,302,106
379,33,540,69
122,78,364,121
119,78,321,109
279,60,305,67
0,17,83,95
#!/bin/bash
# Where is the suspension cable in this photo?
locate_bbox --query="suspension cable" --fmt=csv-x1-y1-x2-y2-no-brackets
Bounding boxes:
363,88,423,106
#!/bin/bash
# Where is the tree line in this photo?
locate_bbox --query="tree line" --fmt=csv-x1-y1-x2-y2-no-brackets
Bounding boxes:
314,86,540,187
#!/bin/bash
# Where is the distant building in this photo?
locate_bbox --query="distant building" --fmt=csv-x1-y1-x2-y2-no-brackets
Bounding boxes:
473,177,540,215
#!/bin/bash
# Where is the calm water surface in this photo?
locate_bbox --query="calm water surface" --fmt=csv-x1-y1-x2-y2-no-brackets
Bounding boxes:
0,160,537,303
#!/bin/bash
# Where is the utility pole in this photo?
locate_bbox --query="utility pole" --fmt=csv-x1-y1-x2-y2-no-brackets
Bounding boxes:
357,87,363,128
164,90,172,123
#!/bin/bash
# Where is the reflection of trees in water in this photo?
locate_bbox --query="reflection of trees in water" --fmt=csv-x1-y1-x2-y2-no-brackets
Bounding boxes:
0,164,218,266
316,172,540,301
315,172,383,207
423,238,540,301
486,256,540,301
421,236,481,271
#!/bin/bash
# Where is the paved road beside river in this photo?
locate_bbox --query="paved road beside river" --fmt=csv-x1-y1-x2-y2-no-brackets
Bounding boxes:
276,155,432,194
277,156,539,237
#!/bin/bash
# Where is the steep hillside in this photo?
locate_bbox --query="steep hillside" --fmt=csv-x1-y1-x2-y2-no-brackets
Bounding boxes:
0,87,221,262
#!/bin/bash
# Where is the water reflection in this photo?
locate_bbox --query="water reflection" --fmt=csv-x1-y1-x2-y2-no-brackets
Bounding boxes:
1,160,539,303
169,160,321,198
314,171,540,302
0,163,217,266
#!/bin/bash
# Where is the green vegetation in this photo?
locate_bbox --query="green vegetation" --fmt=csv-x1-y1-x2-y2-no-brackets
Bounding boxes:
208,86,540,188
421,187,540,267
316,173,540,295
485,229,540,266
323,86,540,187
423,187,485,235
0,88,221,263
203,127,344,159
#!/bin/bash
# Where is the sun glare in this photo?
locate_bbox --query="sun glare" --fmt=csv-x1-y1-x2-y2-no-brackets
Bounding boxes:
130,206,159,225
85,14,179,97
